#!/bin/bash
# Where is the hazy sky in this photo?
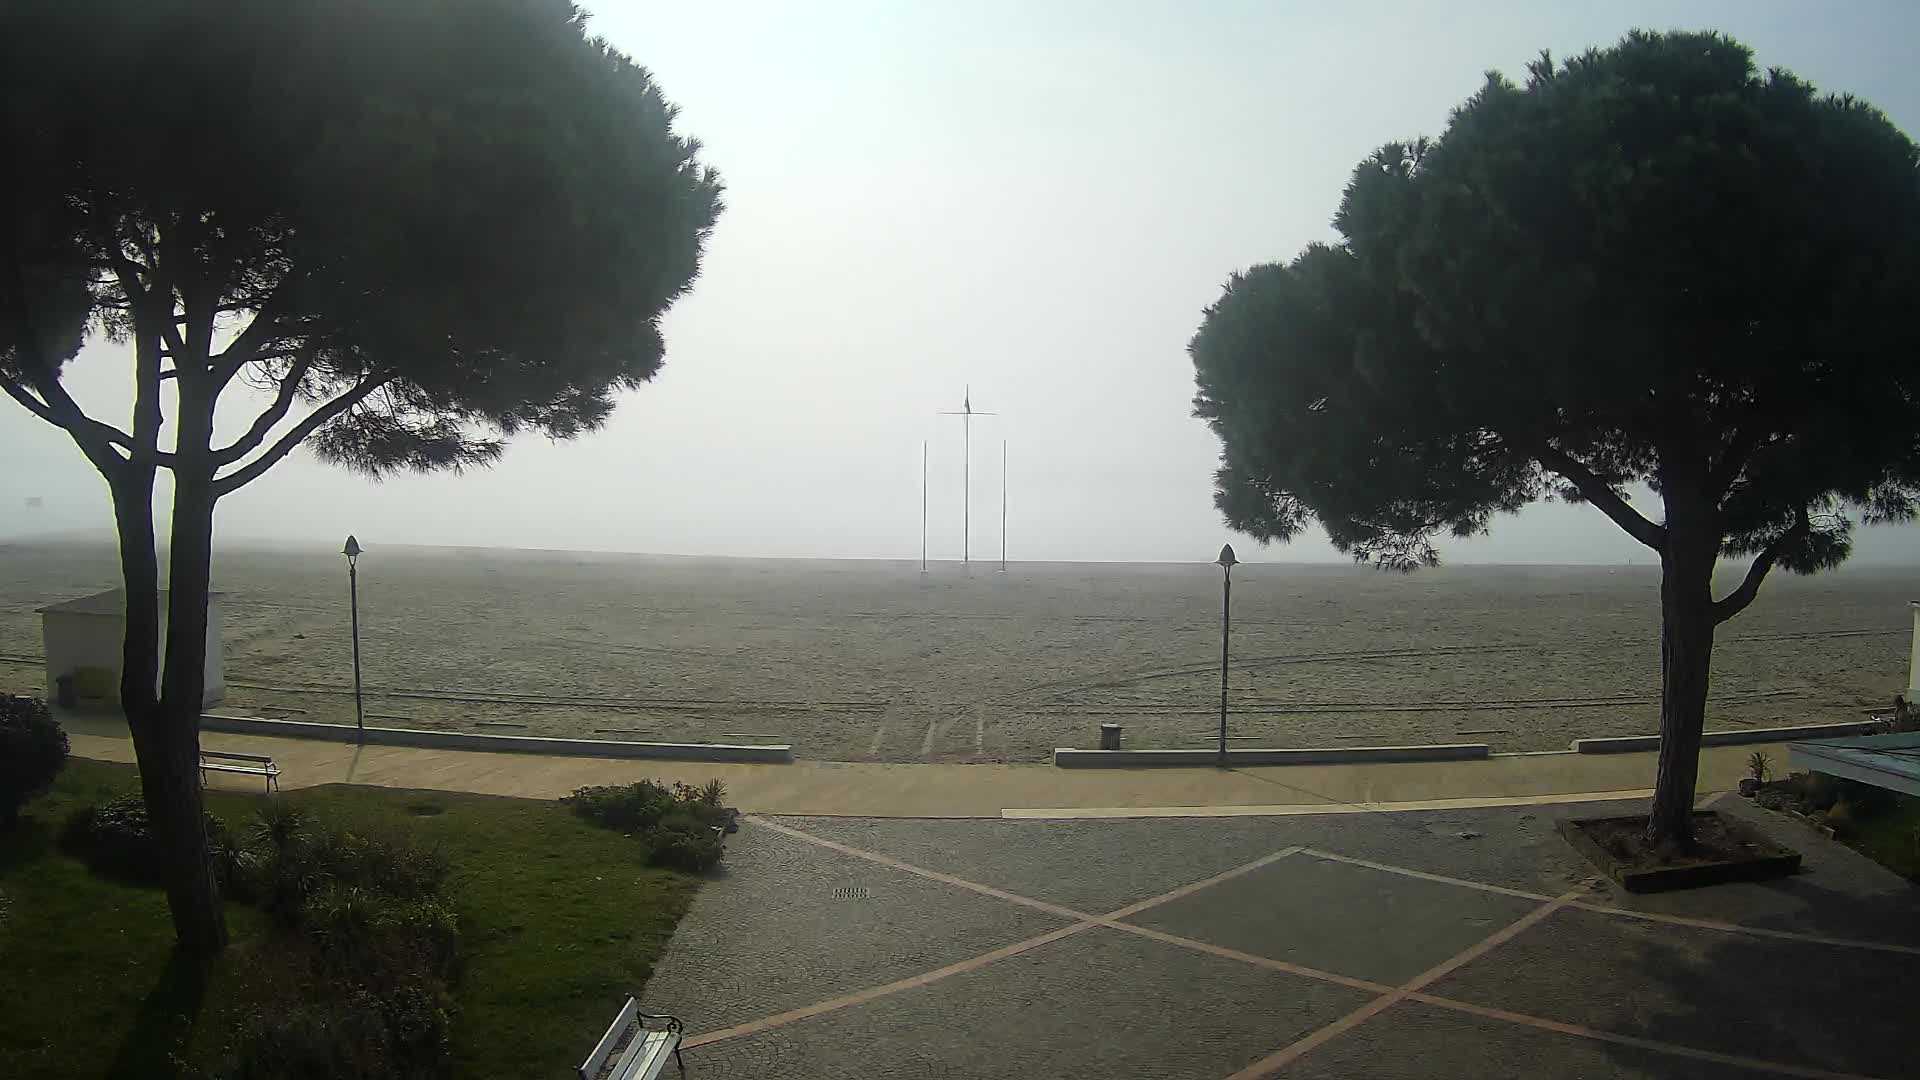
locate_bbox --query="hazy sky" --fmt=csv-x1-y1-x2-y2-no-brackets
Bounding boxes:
6,0,1920,563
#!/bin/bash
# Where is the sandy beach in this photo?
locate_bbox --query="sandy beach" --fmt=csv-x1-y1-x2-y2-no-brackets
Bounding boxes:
1,540,1910,762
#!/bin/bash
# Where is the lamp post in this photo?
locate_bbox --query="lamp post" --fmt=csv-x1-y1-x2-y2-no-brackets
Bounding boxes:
343,535,365,743
1216,543,1237,768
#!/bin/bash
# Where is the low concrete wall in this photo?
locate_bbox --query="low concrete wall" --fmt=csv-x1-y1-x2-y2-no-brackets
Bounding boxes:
1570,720,1882,755
1052,743,1490,768
198,713,793,763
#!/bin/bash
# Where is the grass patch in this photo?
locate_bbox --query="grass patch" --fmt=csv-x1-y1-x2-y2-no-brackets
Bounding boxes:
1756,772,1920,883
1840,794,1920,881
0,759,703,1079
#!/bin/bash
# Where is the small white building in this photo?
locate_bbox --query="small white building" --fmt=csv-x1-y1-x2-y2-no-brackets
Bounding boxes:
37,590,225,708
1910,600,1919,701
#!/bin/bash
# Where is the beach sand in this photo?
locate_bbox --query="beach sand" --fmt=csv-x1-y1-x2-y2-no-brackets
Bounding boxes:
1,541,1910,762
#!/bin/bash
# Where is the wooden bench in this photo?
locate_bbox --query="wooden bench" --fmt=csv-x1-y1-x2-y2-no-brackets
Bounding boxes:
199,750,279,793
579,997,684,1080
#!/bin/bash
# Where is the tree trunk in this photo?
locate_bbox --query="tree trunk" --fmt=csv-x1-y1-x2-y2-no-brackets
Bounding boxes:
110,479,160,717
129,695,226,952
155,381,228,952
1646,520,1718,847
111,468,225,951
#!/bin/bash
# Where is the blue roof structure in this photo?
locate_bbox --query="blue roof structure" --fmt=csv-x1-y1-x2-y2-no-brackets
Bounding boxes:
1791,731,1920,798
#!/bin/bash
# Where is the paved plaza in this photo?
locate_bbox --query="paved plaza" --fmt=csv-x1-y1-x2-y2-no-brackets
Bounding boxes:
644,798,1917,1079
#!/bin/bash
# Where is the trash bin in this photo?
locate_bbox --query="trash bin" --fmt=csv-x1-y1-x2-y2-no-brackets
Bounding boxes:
1099,723,1122,751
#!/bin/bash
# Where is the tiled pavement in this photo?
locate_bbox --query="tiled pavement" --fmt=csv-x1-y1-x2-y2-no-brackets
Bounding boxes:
642,798,1918,1079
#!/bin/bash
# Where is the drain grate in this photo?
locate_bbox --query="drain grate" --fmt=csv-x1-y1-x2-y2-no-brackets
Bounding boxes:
831,885,871,900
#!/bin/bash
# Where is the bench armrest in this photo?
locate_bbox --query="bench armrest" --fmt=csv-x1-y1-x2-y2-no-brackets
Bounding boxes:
635,1011,684,1038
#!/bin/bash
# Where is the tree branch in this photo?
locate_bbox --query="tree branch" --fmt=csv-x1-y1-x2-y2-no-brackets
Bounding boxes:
1526,441,1666,550
1,374,138,474
1,248,129,478
212,373,393,497
211,351,315,465
210,281,297,387
1,378,58,425
1708,424,1765,495
2,363,176,465
106,252,189,361
1712,515,1807,624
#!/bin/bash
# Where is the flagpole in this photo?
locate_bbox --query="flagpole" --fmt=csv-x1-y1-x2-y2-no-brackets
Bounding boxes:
939,387,994,570
999,439,1007,573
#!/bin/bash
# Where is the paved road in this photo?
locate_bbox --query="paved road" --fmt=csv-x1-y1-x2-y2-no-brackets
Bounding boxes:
644,798,1916,1079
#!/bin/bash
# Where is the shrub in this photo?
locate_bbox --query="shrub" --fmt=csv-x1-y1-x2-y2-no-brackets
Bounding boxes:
206,1012,377,1080
1834,776,1899,818
209,992,448,1080
61,794,226,882
565,781,677,833
249,810,449,924
355,980,452,1078
0,695,68,826
207,805,461,1080
378,898,461,978
1822,799,1855,837
646,820,725,872
253,800,307,855
567,779,729,869
302,827,449,901
672,779,727,808
302,883,383,956
212,832,264,899
301,886,460,978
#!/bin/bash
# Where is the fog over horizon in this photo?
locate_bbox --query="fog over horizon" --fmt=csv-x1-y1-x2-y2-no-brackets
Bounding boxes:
6,0,1920,566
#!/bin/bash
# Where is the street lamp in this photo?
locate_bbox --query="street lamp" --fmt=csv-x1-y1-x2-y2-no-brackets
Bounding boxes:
1216,543,1237,768
343,535,365,743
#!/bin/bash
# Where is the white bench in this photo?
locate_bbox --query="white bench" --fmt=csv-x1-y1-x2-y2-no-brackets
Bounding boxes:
199,750,279,793
579,997,684,1080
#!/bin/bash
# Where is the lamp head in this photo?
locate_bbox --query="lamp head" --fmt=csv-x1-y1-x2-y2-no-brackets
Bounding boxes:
1216,543,1238,568
343,535,362,561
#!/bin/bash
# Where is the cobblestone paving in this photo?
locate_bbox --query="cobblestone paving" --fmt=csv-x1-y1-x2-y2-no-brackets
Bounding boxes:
1127,852,1541,985
642,803,1918,1079
1281,1003,1764,1080
689,929,1372,1079
1431,906,1918,1079
785,806,1601,911
641,825,1070,1033
787,798,1920,944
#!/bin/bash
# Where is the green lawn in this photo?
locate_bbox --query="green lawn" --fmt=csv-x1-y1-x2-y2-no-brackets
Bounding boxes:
1843,793,1920,881
0,759,703,1079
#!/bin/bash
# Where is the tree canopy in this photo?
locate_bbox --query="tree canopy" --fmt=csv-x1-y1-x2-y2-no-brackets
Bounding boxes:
2,0,724,484
1190,29,1920,844
1192,31,1920,592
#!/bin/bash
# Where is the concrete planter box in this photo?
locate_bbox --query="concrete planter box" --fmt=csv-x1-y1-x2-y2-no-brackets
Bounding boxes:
1052,743,1489,768
1558,812,1801,893
198,713,792,763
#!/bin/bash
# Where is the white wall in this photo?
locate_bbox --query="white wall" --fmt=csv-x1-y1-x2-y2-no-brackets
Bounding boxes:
40,596,225,708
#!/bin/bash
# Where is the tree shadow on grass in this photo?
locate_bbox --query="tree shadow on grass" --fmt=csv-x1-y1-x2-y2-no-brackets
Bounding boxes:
104,946,214,1080
0,816,56,874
